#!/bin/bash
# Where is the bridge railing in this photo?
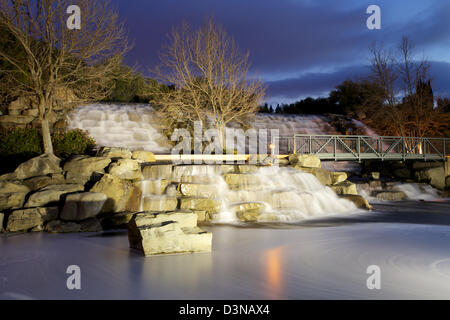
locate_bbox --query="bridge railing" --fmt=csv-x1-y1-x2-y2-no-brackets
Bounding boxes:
273,134,450,161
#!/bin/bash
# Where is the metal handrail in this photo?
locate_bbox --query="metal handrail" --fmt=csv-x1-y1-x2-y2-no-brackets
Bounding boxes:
273,134,450,161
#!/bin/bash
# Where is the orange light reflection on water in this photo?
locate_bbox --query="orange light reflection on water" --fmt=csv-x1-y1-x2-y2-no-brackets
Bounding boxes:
264,247,284,299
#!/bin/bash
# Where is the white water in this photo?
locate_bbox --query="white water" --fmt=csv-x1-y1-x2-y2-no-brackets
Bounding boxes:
67,104,170,153
216,166,358,222
66,103,376,153
357,181,444,202
138,165,357,223
393,183,443,201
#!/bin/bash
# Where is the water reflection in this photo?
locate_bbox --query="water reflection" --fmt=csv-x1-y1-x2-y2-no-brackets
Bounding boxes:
264,247,285,299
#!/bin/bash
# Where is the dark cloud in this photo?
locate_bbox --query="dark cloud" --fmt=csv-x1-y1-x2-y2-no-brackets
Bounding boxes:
117,0,450,103
266,61,450,103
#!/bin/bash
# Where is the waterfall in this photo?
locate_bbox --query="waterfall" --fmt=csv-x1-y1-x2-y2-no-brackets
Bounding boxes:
137,164,357,223
212,166,357,222
393,183,443,201
67,103,170,153
66,103,376,154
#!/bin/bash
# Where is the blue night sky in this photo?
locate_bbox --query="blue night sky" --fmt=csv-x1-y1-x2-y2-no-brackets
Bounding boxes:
117,0,450,104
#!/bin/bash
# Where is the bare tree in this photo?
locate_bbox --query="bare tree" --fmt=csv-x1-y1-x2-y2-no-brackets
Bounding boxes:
367,37,447,141
0,0,130,154
150,18,265,147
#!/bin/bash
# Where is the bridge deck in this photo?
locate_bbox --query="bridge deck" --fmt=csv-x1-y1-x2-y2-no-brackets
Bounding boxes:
274,134,450,161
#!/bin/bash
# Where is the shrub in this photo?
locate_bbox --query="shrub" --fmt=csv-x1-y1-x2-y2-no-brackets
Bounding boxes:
0,126,43,174
0,127,96,174
0,127,43,156
53,129,96,159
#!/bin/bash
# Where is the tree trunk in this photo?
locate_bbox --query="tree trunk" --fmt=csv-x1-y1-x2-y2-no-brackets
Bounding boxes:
216,123,226,152
41,117,54,154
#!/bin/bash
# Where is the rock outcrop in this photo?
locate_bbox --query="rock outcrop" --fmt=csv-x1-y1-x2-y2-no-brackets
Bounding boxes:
97,147,132,159
6,207,58,232
289,154,321,168
96,172,142,212
415,166,446,190
331,181,358,196
60,192,107,221
108,159,142,180
63,155,111,185
132,151,156,163
14,154,62,180
24,184,84,208
340,195,372,210
128,211,212,256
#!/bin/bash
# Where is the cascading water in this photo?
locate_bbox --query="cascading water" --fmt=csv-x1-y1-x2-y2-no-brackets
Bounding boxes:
393,183,443,201
213,166,358,222
65,103,369,221
137,164,358,223
357,181,444,202
67,103,170,153
66,103,376,154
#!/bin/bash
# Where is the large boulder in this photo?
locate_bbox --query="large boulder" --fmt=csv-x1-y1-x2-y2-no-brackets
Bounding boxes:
63,156,111,176
100,212,135,230
132,151,156,163
0,193,28,211
340,195,372,210
65,171,103,186
289,154,321,168
298,167,332,186
0,181,30,193
0,173,17,181
108,159,142,180
130,211,198,229
142,165,173,180
45,220,80,233
24,184,84,208
330,172,348,185
0,212,4,232
79,218,103,232
233,202,265,222
331,181,358,195
127,212,212,256
375,191,407,201
179,183,220,198
60,192,107,221
415,166,446,190
6,207,58,232
23,174,65,191
90,174,140,213
45,218,102,233
180,198,223,214
223,173,261,189
194,210,209,223
237,165,259,174
14,154,62,180
97,147,132,159
371,172,380,180
141,196,178,212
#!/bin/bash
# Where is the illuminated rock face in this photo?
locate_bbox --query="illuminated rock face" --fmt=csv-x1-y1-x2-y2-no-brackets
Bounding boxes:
0,145,364,237
60,192,108,221
127,212,212,256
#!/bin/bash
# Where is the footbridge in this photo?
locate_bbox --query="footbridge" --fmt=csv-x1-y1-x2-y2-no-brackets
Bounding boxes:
273,134,450,162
